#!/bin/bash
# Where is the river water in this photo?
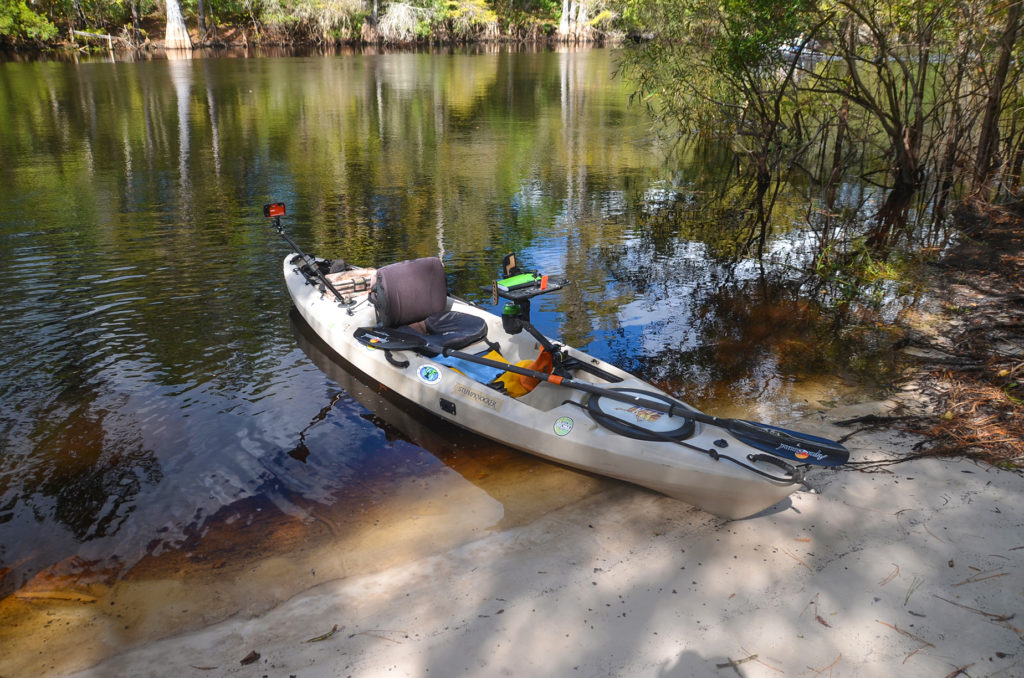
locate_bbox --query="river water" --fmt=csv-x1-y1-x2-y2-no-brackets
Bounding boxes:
0,46,906,674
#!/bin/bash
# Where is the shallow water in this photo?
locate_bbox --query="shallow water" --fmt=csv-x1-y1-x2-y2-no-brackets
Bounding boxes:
0,46,907,674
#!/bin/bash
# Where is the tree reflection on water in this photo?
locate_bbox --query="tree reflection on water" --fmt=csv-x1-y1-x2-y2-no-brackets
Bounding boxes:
0,47,918,610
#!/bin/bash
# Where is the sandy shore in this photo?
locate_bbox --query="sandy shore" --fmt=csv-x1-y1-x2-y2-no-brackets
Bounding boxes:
54,401,1022,678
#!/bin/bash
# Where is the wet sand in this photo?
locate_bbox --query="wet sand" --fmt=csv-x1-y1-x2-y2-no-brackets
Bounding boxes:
0,443,610,677
10,400,1019,678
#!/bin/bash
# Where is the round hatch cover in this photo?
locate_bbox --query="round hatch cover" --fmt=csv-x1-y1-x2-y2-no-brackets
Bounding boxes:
586,388,695,441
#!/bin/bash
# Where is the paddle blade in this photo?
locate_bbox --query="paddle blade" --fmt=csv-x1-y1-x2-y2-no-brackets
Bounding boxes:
353,326,440,356
727,420,849,467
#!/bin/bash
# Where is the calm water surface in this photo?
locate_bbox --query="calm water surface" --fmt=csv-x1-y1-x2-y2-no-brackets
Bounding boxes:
0,47,905,672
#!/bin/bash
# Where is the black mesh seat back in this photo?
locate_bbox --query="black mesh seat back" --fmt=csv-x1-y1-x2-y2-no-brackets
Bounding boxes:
372,257,447,327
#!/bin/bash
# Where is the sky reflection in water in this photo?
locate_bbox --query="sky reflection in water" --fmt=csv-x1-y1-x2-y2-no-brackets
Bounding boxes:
0,48,909,600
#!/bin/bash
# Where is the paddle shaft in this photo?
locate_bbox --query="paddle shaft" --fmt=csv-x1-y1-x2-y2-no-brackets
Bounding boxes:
429,344,847,463
352,325,848,465
441,346,699,421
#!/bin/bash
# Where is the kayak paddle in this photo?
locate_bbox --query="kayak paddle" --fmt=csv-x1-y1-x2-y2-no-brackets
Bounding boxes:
353,326,850,467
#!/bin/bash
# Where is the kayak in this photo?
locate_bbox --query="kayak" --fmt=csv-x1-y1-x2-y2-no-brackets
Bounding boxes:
269,205,847,520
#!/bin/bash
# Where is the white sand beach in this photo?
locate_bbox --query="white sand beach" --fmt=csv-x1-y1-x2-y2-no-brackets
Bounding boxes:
50,401,1023,678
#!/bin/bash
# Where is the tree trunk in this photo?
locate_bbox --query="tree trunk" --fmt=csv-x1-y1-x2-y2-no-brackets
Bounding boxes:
557,1,592,42
933,38,972,227
165,0,192,50
973,0,1022,193
197,0,208,42
750,166,773,258
826,96,849,212
831,4,929,249
558,0,571,41
361,0,379,42
130,0,141,45
71,0,87,28
576,2,589,41
867,179,915,250
1010,138,1024,191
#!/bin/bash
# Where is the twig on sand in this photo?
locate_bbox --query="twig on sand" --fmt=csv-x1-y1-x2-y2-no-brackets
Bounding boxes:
952,569,1008,587
894,509,945,543
876,620,934,647
879,563,900,586
934,595,1015,622
934,595,1024,643
739,646,784,673
715,654,757,676
305,623,341,643
781,547,812,571
351,629,405,644
876,619,935,662
802,593,833,627
903,646,925,663
808,653,842,676
922,523,945,542
944,664,975,678
904,576,924,606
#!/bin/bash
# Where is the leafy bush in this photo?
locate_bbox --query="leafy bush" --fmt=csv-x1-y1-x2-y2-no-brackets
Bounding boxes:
443,0,497,40
259,0,362,42
1,0,59,43
377,1,432,43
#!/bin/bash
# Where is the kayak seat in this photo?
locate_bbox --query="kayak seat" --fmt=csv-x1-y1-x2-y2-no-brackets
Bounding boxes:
413,309,489,349
370,257,488,351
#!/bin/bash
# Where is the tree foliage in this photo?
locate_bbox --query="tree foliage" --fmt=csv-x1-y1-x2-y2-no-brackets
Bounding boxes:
618,0,823,255
257,0,363,42
620,0,1024,256
2,0,615,45
0,0,58,43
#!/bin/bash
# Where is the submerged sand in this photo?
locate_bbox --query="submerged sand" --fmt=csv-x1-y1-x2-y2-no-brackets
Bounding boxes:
41,400,1022,678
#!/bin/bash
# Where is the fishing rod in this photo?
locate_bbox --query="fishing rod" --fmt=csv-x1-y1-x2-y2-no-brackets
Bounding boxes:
264,202,348,305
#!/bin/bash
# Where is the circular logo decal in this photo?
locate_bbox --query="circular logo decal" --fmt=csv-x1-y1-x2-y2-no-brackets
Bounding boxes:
794,450,809,460
417,365,441,385
553,416,574,437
